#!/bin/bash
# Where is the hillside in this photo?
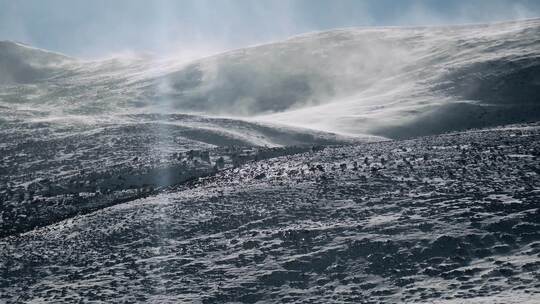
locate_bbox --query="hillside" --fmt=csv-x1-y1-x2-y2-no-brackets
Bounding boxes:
1,19,539,138
1,124,539,303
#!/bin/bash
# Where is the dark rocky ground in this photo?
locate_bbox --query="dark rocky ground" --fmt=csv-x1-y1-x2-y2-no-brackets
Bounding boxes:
0,113,357,238
1,123,539,303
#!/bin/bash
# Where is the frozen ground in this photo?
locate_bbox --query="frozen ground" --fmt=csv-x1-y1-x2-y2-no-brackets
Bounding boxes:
1,124,539,303
0,113,365,237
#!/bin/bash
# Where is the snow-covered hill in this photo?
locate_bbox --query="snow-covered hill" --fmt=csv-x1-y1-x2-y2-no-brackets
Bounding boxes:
155,19,540,138
0,41,74,85
1,19,539,139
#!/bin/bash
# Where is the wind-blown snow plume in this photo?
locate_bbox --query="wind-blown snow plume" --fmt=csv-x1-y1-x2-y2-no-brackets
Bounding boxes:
1,19,539,139
153,19,540,138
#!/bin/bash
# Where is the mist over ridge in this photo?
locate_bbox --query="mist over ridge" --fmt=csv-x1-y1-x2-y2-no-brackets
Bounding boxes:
1,18,539,139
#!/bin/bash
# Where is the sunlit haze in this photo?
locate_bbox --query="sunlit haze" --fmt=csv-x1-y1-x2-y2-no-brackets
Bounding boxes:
1,0,539,58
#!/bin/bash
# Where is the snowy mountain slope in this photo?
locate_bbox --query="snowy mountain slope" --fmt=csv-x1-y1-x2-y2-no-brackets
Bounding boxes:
0,41,74,85
1,19,539,139
1,124,539,303
146,19,538,138
163,18,539,138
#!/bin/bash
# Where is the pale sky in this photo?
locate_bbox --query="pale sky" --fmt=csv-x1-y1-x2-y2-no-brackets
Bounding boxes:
1,0,539,58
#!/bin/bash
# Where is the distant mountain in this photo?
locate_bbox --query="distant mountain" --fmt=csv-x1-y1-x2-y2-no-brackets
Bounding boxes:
0,41,74,84
155,19,540,138
1,19,539,138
